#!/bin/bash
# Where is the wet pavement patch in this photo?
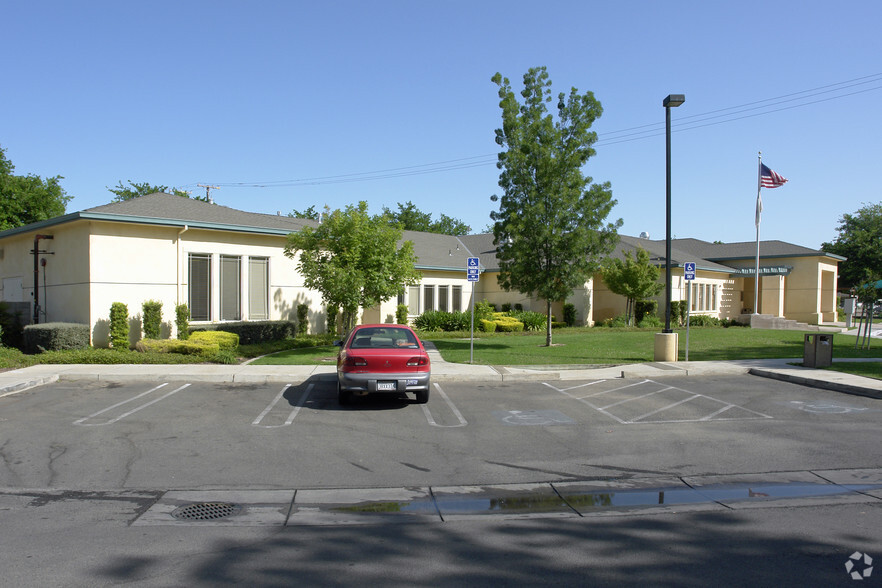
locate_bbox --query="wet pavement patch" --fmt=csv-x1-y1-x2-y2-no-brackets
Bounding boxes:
682,470,881,509
552,477,725,516
288,487,439,525
128,469,882,526
431,483,579,520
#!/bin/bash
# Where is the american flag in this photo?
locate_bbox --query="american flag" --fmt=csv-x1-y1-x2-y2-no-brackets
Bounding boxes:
760,163,787,188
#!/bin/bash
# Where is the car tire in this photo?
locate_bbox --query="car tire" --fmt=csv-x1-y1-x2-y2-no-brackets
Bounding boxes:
338,382,352,406
415,388,429,404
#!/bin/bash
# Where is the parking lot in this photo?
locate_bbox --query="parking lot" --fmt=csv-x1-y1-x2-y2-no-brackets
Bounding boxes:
2,374,880,491
2,374,881,586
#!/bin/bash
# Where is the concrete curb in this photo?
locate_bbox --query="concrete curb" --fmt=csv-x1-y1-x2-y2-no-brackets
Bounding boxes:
749,368,882,400
0,374,59,398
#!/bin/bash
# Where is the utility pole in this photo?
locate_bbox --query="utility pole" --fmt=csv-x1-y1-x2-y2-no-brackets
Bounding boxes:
197,184,219,204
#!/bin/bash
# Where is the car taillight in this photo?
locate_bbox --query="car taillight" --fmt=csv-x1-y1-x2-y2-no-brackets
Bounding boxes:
406,357,429,367
344,356,368,367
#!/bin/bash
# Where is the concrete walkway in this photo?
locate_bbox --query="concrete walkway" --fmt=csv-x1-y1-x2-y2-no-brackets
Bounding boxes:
2,349,881,399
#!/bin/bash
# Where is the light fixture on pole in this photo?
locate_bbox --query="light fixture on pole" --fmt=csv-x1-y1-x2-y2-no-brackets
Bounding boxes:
663,94,685,334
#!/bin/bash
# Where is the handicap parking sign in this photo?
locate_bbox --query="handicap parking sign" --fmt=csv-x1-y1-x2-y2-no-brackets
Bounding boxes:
684,262,696,281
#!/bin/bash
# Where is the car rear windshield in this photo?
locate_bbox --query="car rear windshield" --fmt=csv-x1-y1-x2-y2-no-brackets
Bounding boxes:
350,328,420,349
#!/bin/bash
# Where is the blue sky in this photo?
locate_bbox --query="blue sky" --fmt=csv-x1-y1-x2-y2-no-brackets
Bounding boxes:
2,0,880,249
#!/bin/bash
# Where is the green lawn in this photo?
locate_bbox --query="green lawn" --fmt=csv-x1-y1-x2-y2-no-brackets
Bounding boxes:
246,327,882,368
424,327,881,365
5,328,881,382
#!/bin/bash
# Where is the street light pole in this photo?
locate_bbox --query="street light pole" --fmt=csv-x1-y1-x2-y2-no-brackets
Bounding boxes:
662,94,685,334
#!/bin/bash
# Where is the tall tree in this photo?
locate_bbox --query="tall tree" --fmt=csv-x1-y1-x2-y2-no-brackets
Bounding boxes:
821,203,882,291
380,201,472,235
108,180,205,202
490,67,621,345
0,146,71,230
284,202,422,334
601,247,664,326
288,205,321,220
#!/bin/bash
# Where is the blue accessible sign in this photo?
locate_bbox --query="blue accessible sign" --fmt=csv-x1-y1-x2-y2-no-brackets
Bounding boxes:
684,262,696,281
467,257,480,282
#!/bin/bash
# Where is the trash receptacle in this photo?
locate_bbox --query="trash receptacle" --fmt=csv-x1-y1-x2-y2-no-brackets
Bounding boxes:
804,333,833,368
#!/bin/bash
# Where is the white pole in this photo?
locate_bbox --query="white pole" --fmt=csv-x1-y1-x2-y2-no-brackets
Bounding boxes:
685,285,691,361
753,151,763,315
470,281,475,364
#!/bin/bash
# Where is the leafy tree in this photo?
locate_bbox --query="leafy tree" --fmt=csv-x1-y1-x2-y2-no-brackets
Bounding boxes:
602,247,664,326
289,205,321,220
379,201,471,235
431,213,471,236
284,202,422,334
490,67,621,345
108,180,205,202
821,203,882,290
0,146,72,230
382,201,432,231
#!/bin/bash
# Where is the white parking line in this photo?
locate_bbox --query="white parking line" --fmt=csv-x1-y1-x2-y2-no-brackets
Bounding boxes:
630,393,701,422
545,379,773,424
73,383,190,426
421,383,467,427
252,384,312,428
544,381,629,424
599,386,674,410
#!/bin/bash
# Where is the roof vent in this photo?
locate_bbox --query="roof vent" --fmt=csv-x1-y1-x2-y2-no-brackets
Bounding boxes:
639,232,650,239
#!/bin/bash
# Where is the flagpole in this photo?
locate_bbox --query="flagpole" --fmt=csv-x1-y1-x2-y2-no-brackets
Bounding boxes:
754,151,762,315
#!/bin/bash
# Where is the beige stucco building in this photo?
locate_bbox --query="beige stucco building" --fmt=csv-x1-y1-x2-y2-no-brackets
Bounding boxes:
0,193,842,346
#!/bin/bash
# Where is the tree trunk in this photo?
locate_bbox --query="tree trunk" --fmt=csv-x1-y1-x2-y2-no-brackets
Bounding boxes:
545,299,553,346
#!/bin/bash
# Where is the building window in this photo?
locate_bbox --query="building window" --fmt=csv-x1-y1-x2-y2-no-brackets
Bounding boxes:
188,253,211,321
220,255,241,321
452,286,462,312
424,285,435,312
408,286,420,315
248,257,269,320
438,285,449,312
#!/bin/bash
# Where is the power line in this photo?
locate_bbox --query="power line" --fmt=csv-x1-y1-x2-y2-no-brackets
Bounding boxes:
182,73,882,189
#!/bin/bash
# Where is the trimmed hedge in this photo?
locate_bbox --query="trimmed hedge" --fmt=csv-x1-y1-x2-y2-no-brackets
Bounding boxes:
635,300,658,324
189,330,239,351
414,310,470,332
23,322,90,353
110,302,129,350
689,315,722,327
479,319,497,332
396,304,409,325
142,300,163,339
175,304,190,340
297,303,309,335
135,338,220,356
491,315,524,332
190,320,295,344
563,303,577,327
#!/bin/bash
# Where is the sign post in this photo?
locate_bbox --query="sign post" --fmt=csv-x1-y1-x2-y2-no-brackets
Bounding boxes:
683,262,695,361
467,257,480,364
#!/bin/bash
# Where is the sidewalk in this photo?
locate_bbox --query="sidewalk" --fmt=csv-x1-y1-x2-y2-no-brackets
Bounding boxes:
2,351,882,400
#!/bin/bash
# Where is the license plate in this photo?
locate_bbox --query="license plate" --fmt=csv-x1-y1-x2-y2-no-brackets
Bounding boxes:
377,382,396,391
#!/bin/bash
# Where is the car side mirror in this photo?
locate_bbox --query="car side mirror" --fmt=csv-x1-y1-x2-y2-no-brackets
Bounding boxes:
333,340,343,347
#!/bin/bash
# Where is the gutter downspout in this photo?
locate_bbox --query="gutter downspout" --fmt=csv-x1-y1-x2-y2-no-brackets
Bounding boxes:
177,225,189,305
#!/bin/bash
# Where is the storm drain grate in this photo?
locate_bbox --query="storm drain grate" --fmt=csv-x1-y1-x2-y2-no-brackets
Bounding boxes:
171,502,242,520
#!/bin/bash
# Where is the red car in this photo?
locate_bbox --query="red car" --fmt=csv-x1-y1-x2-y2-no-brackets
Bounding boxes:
335,324,431,405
